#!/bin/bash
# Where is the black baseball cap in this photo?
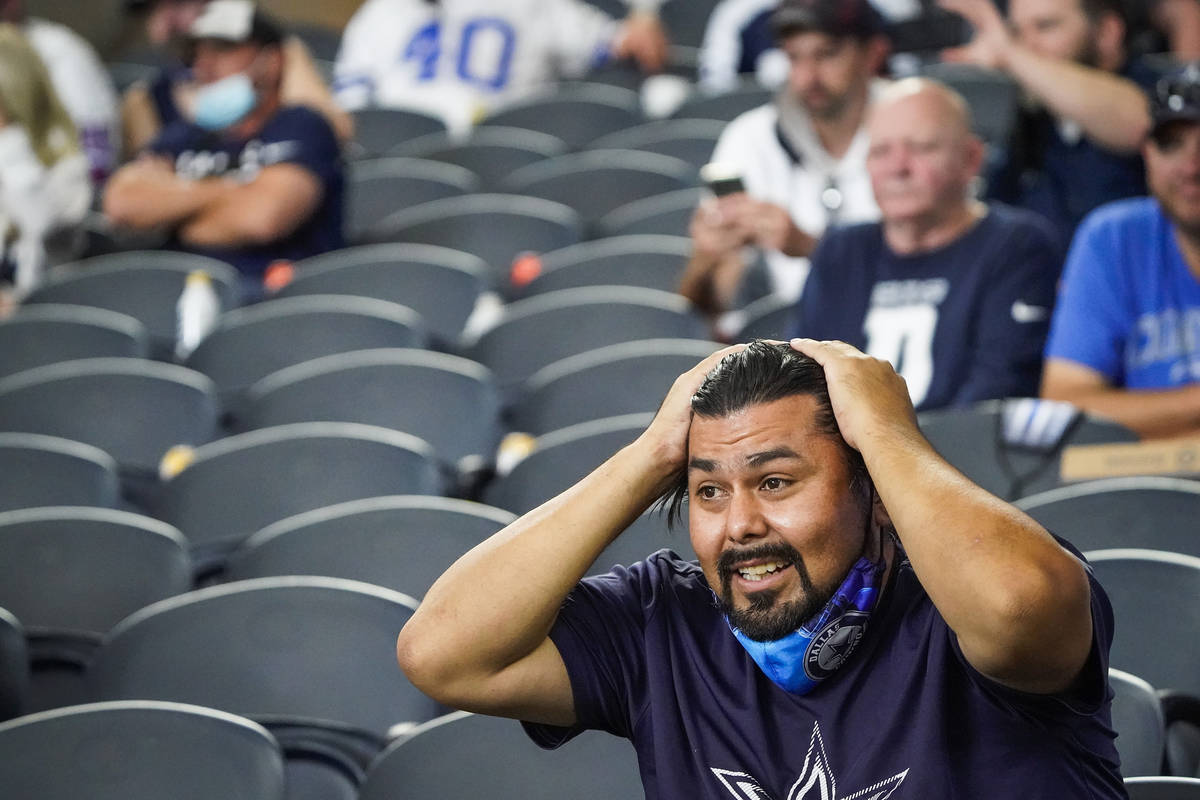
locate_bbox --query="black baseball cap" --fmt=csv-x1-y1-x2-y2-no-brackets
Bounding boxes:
770,0,886,42
1150,62,1200,139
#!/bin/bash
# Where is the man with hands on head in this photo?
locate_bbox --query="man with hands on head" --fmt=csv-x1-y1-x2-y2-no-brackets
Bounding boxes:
397,339,1124,798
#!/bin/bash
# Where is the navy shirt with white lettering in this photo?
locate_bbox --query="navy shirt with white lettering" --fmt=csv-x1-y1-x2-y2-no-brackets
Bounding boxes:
791,203,1063,411
149,105,344,278
525,549,1125,800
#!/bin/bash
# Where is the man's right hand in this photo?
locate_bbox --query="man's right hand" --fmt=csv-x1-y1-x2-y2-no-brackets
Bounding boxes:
689,194,756,260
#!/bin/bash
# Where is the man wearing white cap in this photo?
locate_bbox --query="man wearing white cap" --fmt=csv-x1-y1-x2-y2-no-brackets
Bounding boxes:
104,0,344,301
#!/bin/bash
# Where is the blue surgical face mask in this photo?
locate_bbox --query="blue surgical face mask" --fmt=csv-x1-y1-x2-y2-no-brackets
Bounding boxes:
193,72,257,131
728,552,886,695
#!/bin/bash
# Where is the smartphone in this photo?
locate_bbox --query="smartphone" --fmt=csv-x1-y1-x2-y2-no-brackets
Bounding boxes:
700,162,746,197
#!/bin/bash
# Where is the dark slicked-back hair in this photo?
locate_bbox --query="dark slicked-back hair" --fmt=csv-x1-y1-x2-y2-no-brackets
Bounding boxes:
657,340,870,526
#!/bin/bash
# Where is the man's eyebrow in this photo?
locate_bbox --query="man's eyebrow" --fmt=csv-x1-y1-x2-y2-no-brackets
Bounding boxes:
746,447,801,467
687,457,718,473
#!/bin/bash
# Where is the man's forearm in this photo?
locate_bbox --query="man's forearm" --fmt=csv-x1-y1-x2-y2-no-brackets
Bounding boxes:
398,439,675,695
678,250,745,315
1042,380,1200,439
104,168,227,231
1003,46,1151,153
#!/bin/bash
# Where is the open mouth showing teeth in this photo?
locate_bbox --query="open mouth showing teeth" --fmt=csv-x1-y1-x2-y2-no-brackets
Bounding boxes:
737,561,790,582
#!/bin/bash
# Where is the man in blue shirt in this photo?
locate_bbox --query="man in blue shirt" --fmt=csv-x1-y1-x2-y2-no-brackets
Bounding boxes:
793,77,1062,411
941,0,1158,240
398,339,1124,798
1042,63,1200,439
104,0,344,301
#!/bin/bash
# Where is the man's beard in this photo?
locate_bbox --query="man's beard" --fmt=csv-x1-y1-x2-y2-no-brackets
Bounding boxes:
717,541,840,641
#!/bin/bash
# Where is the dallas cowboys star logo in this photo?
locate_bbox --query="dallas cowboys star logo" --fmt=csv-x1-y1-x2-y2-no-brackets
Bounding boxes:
711,721,908,800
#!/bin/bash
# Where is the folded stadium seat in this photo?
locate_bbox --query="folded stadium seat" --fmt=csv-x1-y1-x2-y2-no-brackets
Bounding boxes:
736,294,799,341
1016,477,1200,558
513,338,721,435
281,244,488,350
587,118,726,170
86,577,440,794
224,495,515,598
359,710,643,800
0,701,286,800
502,149,697,234
182,294,427,425
1125,777,1200,798
344,157,481,244
476,83,643,150
363,193,583,295
669,81,774,122
0,608,27,722
485,413,654,515
1110,668,1168,778
465,286,710,397
241,348,503,489
390,126,568,190
348,107,446,159
0,359,220,506
596,187,703,238
915,399,1139,501
518,234,692,298
0,433,120,512
1087,549,1200,778
0,305,148,379
150,422,442,575
23,252,240,360
0,507,191,712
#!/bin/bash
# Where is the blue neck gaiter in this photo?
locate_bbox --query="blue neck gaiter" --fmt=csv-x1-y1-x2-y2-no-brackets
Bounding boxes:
728,553,886,695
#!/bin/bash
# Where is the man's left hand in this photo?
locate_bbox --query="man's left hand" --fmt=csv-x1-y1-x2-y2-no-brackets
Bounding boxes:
745,201,817,258
789,338,919,453
938,0,1013,71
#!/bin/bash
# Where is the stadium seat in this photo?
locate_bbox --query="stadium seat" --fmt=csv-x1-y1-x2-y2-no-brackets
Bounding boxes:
503,149,696,231
0,507,190,711
86,577,440,778
1110,668,1168,778
464,286,710,393
0,433,120,512
183,295,426,418
669,82,774,121
150,422,442,574
281,244,488,349
1086,549,1200,702
358,711,643,800
224,496,515,598
0,701,286,800
485,413,653,514
242,348,503,479
520,234,691,297
345,157,481,243
0,359,219,497
588,118,726,169
363,194,583,293
349,108,446,159
477,83,643,150
597,187,703,238
24,252,240,360
591,510,697,575
0,608,26,722
1125,777,1200,799
391,126,568,189
660,0,724,48
513,338,721,434
1016,477,1200,558
916,399,1139,501
736,294,798,341
0,305,148,379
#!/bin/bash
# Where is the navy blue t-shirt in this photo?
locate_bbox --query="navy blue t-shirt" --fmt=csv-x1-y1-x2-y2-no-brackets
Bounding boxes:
987,56,1161,241
149,105,345,279
525,549,1125,799
791,204,1063,411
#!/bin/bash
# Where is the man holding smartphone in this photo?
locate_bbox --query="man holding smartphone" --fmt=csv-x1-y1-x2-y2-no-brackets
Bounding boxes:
679,0,889,325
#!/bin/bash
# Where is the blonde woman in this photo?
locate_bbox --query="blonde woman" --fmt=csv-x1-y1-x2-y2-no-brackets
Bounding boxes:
0,23,91,299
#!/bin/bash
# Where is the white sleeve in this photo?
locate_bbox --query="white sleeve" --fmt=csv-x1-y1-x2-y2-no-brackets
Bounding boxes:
698,0,776,93
623,0,665,11
545,0,621,78
333,0,392,110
